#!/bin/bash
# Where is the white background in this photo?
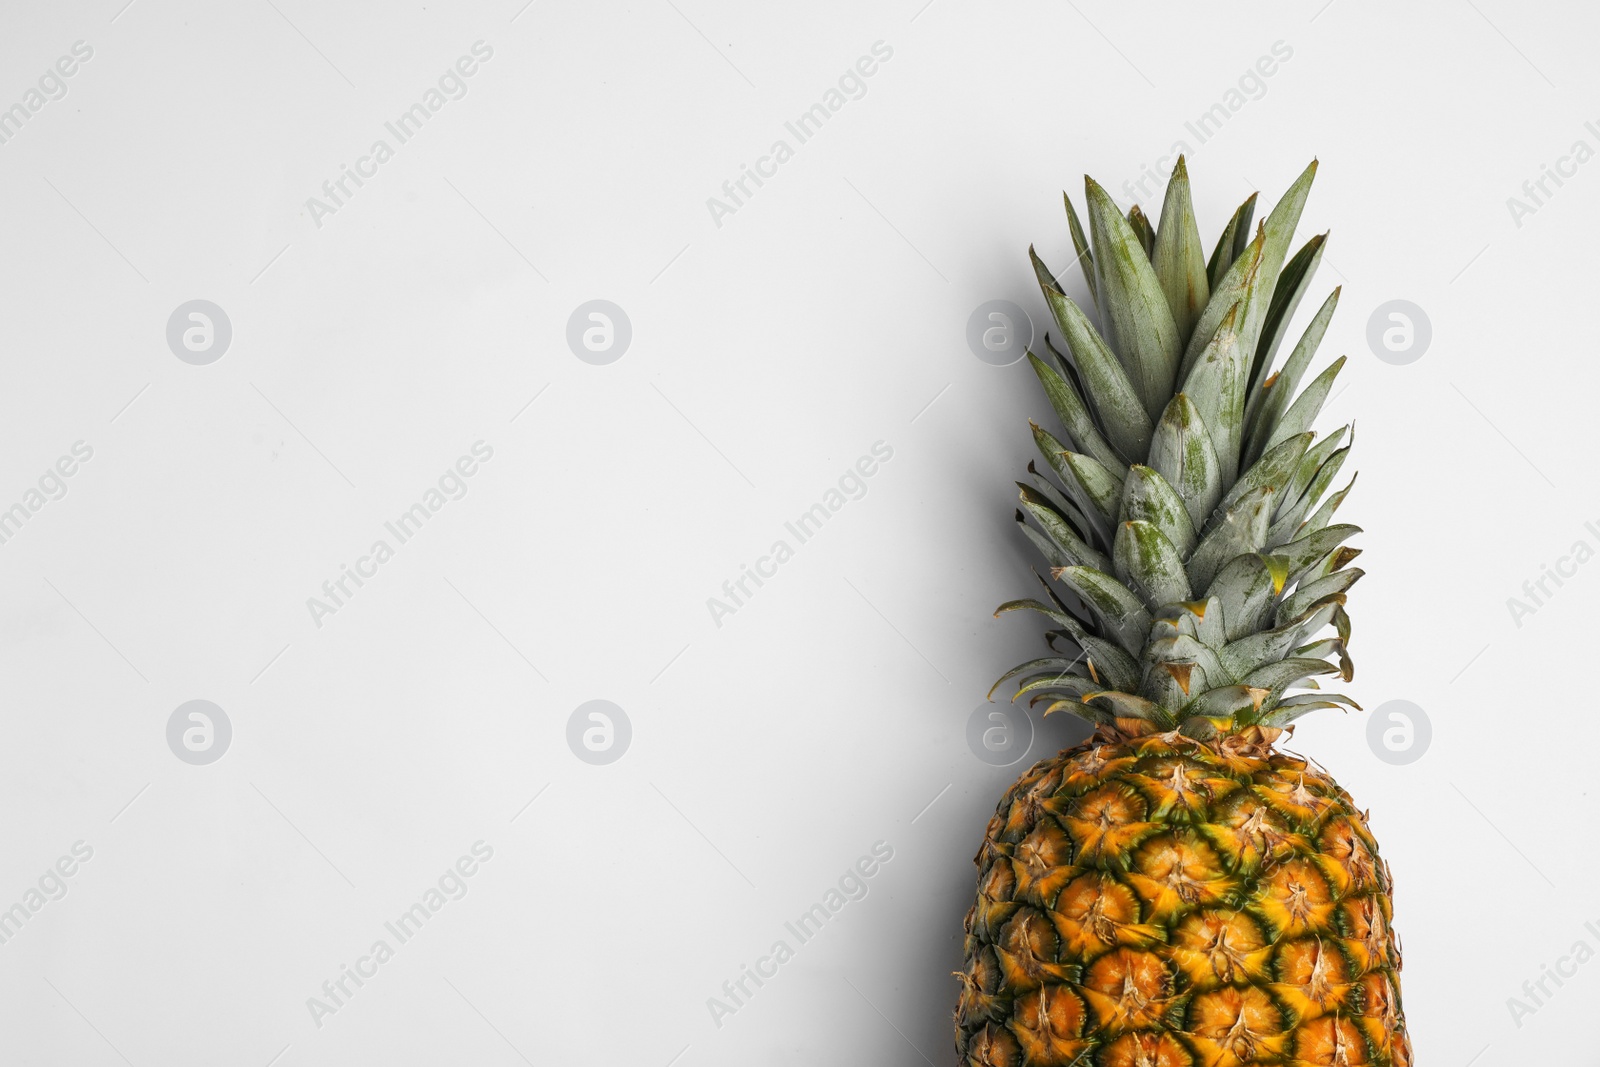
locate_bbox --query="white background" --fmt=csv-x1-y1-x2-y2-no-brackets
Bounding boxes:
0,0,1593,1063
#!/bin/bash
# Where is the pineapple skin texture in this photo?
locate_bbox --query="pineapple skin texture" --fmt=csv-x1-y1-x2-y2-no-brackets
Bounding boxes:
956,727,1411,1066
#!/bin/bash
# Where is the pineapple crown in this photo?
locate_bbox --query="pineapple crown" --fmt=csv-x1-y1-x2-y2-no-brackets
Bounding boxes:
994,157,1360,739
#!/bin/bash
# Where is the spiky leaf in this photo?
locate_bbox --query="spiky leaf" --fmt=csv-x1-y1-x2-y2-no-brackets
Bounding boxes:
1146,394,1222,531
1118,465,1197,557
1113,520,1192,611
1206,191,1257,290
1085,178,1183,421
1151,156,1211,346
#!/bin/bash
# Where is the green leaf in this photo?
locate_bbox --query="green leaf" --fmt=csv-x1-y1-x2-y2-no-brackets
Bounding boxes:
1020,489,1112,573
1296,637,1354,682
1185,161,1318,390
1182,683,1269,724
1064,191,1096,304
1036,604,1143,692
1247,233,1327,408
995,598,1075,627
1015,672,1100,700
1114,520,1192,611
1206,191,1258,291
1055,565,1152,658
1039,699,1113,723
1026,462,1093,532
1118,465,1197,557
1269,439,1351,544
1179,302,1252,481
1219,432,1311,522
1258,695,1357,727
1218,613,1326,681
1150,597,1227,651
1275,523,1362,585
1301,474,1357,538
1207,555,1281,641
1257,356,1347,458
1181,235,1264,386
1141,634,1224,710
1085,177,1184,421
1127,203,1155,258
1151,156,1211,346
1187,485,1275,594
1243,161,1319,338
987,656,1087,700
1147,394,1223,532
1276,568,1362,628
1027,352,1126,472
1239,657,1340,697
1031,435,1113,552
1033,262,1155,461
1244,286,1340,463
1017,511,1073,570
1059,449,1125,531
1279,426,1348,514
1083,690,1170,725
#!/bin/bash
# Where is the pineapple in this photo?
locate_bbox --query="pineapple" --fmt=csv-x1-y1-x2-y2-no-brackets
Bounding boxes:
955,158,1412,1066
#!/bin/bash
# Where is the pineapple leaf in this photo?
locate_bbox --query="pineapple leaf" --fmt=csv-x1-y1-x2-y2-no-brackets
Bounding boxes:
1059,449,1126,531
1063,191,1096,304
1218,617,1317,681
1275,523,1362,586
1189,485,1275,594
1276,569,1361,628
1296,636,1354,682
1244,286,1340,462
1150,597,1227,651
1147,394,1223,532
1279,425,1348,514
1031,448,1113,552
987,656,1087,700
1020,490,1112,572
1181,235,1264,386
1017,511,1073,570
1118,465,1197,557
1301,474,1357,538
1039,699,1114,723
1040,606,1143,691
1219,432,1312,523
1014,673,1100,700
1239,656,1341,697
1026,463,1093,533
1033,260,1155,461
1151,156,1211,346
1054,565,1153,657
1027,351,1127,472
1269,440,1351,544
1247,233,1328,407
1083,690,1170,726
1114,520,1193,611
1207,554,1281,641
1085,177,1184,421
1206,191,1258,291
1184,161,1318,390
1180,302,1253,482
1258,356,1347,458
1127,203,1155,258
1182,684,1270,723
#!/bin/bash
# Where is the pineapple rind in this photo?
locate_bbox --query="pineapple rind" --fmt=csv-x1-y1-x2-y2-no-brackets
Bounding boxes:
956,727,1413,1065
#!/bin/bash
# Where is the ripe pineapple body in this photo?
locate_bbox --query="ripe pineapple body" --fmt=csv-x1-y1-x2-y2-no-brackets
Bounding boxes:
957,727,1410,1066
953,726,1408,1067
